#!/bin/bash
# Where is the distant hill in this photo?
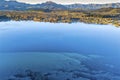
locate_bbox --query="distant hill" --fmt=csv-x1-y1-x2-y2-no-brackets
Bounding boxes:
66,3,120,10
0,0,30,10
0,0,120,10
31,1,68,10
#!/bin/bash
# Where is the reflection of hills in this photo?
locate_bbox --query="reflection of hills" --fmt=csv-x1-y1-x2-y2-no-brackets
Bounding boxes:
1,53,120,80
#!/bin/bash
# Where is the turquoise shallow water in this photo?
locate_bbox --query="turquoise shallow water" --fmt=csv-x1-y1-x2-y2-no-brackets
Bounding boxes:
0,21,120,80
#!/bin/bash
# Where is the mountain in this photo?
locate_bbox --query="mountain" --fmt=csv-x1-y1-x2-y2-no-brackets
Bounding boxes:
0,0,120,10
0,0,30,10
0,0,67,10
66,3,120,10
31,1,68,10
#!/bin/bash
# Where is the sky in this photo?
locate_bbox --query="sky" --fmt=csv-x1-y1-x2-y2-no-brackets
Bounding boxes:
16,0,120,4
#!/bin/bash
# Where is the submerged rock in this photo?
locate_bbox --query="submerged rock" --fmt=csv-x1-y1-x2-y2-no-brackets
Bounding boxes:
4,53,120,80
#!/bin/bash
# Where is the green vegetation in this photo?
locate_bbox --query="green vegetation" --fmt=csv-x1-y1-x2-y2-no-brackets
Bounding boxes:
0,8,120,27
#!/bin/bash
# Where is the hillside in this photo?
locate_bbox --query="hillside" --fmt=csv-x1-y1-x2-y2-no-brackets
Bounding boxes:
89,8,120,20
0,7,120,27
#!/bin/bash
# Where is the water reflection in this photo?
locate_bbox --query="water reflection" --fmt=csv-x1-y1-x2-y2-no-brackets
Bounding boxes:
0,21,120,55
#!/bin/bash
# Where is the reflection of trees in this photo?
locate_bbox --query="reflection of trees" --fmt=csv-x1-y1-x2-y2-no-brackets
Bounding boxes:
0,10,120,27
0,15,11,21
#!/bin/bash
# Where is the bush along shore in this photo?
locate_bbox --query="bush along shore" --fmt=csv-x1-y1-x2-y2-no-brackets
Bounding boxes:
0,8,120,27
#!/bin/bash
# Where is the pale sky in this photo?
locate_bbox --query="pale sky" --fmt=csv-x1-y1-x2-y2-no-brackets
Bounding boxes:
16,0,120,4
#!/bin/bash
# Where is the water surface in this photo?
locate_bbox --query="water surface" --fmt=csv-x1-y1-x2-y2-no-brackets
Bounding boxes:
0,21,120,80
0,21,120,54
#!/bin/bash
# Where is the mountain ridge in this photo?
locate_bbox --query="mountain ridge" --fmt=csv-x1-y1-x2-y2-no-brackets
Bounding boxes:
0,0,120,10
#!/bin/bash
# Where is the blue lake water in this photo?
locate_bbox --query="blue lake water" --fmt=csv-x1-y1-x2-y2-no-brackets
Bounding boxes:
0,21,120,54
0,21,120,80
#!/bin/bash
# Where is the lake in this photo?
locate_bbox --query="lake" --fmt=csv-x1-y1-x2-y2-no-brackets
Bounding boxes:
0,21,120,80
